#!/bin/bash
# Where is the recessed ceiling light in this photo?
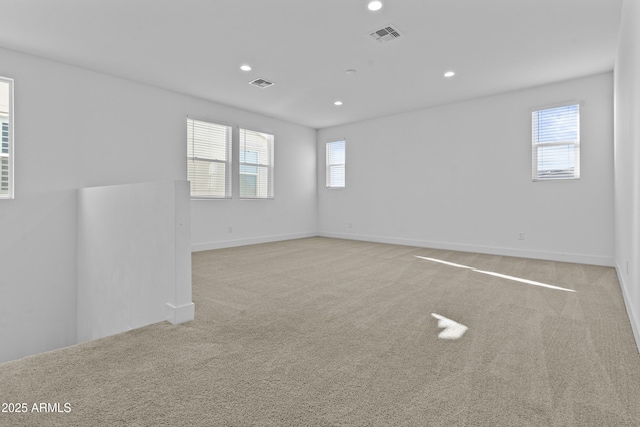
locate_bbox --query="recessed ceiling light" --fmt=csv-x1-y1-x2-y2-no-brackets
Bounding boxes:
444,71,456,78
345,69,357,75
334,101,343,106
367,1,383,11
240,65,252,71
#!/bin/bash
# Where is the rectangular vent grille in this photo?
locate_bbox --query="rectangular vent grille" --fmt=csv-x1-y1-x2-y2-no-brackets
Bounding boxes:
249,78,275,88
369,25,402,43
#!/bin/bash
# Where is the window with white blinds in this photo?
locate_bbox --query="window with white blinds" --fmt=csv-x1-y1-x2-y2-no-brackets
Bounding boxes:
532,104,580,181
326,140,345,188
187,118,232,198
0,77,13,199
239,128,274,199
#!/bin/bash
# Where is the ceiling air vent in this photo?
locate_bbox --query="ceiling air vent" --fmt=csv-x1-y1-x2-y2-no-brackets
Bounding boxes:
369,25,403,43
249,78,275,89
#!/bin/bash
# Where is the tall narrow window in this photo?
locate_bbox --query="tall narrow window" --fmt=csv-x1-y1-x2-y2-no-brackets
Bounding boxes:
326,140,345,188
187,118,232,198
532,104,580,181
239,128,274,199
0,76,13,199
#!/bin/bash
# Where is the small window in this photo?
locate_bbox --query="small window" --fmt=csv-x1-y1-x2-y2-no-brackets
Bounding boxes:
239,128,274,199
532,104,580,181
0,76,13,199
326,140,345,188
187,118,232,198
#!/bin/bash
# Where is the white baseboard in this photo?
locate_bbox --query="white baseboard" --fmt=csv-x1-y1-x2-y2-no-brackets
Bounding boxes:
166,302,195,324
191,232,317,252
615,261,640,354
318,232,615,267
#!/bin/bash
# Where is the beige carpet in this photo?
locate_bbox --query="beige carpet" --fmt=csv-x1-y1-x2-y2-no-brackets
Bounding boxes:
1,237,639,426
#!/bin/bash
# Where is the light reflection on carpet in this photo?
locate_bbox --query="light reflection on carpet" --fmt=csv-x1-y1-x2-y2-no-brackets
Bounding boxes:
432,313,468,340
415,256,576,293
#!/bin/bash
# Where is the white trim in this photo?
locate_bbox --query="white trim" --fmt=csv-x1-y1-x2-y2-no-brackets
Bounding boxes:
166,302,195,325
530,99,582,112
0,75,14,200
191,232,317,252
317,232,614,267
186,115,235,130
237,123,275,137
616,260,640,354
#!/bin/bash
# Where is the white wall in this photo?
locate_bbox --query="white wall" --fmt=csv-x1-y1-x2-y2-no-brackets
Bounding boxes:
318,73,614,266
614,0,640,352
0,46,317,363
77,181,193,343
0,191,77,363
0,34,625,362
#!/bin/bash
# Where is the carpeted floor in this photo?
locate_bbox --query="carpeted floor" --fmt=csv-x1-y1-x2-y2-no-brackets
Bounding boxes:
1,237,639,426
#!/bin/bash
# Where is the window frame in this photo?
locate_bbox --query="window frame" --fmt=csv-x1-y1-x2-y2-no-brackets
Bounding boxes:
326,139,346,189
239,127,274,200
531,102,581,182
0,76,14,200
186,116,233,199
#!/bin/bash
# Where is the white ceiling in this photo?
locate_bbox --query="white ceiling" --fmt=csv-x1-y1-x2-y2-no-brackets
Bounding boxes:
0,0,623,129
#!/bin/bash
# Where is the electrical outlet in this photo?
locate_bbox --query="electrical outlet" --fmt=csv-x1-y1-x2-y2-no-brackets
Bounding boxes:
348,223,353,228
228,226,233,233
518,232,525,240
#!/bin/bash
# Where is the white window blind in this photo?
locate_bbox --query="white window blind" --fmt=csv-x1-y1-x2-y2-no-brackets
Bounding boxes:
239,128,274,199
326,140,345,188
532,104,580,181
187,118,232,198
0,77,13,199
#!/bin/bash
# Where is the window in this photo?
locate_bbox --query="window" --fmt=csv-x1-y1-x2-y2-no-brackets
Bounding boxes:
239,128,274,199
326,140,345,188
187,118,232,198
0,76,13,199
532,104,580,181
239,150,258,198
